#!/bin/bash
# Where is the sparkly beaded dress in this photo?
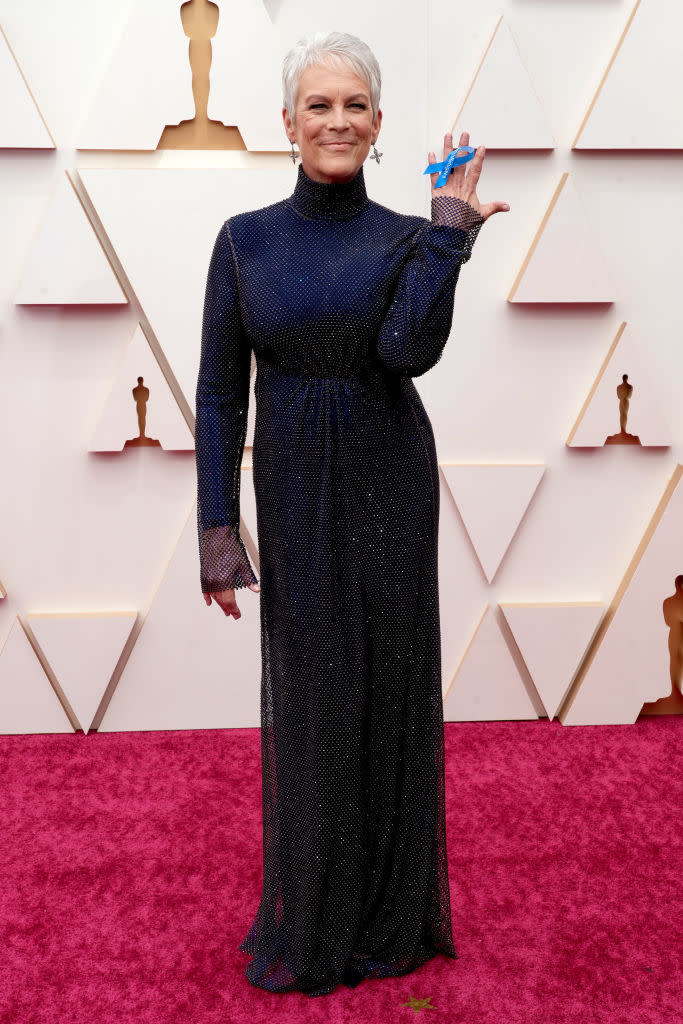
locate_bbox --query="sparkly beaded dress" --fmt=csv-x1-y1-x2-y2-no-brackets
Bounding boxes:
194,163,484,997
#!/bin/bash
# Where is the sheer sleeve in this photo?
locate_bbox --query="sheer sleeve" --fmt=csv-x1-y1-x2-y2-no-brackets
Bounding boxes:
376,195,485,378
195,221,259,593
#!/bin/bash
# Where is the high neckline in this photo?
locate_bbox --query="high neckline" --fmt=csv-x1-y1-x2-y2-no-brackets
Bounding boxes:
288,164,369,221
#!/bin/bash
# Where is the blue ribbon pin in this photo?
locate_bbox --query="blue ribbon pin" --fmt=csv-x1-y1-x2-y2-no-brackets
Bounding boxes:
424,145,475,187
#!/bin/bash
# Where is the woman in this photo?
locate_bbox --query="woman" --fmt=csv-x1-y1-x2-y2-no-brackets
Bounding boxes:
195,30,509,997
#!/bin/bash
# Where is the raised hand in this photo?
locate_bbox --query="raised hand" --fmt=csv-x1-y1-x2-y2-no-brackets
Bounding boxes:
427,130,510,221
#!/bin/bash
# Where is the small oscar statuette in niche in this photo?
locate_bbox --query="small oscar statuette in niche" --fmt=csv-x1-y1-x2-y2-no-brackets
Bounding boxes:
124,376,161,448
640,575,683,715
663,575,683,699
604,373,641,446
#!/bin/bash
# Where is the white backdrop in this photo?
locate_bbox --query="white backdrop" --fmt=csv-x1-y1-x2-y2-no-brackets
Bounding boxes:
1,0,682,733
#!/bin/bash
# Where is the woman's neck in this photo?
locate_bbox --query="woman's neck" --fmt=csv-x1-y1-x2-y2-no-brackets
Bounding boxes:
288,164,369,221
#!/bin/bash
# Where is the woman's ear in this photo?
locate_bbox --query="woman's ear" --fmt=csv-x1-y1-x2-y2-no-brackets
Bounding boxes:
372,107,383,141
282,106,294,142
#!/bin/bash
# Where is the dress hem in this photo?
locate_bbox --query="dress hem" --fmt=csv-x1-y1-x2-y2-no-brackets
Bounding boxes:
236,937,459,997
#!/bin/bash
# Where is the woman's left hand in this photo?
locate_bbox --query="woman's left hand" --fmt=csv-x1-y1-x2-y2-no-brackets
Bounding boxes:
428,131,510,221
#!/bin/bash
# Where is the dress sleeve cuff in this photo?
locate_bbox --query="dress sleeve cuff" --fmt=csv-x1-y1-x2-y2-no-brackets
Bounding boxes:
199,523,259,592
429,194,485,264
431,194,485,230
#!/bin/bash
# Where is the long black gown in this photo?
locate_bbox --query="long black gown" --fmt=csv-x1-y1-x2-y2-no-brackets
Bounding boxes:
194,164,484,997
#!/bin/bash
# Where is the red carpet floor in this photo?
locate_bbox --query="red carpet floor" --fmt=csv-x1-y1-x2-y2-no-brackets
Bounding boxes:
0,717,681,1024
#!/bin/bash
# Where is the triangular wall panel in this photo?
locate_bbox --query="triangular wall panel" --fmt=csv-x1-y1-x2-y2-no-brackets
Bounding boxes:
14,172,127,305
500,602,605,719
76,0,194,149
442,463,545,583
562,465,683,725
208,0,286,151
451,15,555,149
26,612,138,733
0,619,73,735
443,605,538,721
508,174,614,303
567,321,671,448
0,24,54,148
575,0,683,150
89,323,194,452
78,166,293,408
98,487,261,732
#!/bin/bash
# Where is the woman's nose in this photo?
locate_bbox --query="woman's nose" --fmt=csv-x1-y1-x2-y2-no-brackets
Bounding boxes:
328,104,349,129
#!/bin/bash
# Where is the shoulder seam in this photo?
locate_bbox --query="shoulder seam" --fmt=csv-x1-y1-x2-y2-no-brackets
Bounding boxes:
223,220,250,342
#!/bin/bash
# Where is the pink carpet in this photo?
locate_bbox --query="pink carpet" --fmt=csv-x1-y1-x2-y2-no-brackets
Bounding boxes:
0,717,681,1023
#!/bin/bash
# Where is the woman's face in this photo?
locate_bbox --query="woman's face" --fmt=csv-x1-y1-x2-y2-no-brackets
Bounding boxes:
282,58,382,184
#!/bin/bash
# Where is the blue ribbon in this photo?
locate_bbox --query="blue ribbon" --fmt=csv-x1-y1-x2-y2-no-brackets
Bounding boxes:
424,145,475,187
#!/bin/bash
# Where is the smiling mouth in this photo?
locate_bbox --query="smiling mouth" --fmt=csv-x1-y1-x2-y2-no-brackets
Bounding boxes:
322,141,354,147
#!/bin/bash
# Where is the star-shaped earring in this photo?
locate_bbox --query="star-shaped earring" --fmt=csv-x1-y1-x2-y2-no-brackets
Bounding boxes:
370,143,383,164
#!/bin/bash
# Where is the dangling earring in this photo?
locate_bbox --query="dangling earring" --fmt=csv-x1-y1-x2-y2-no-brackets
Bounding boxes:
369,142,383,164
290,140,300,164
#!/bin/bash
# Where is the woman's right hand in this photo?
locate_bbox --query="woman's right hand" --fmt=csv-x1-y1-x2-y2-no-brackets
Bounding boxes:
428,130,509,221
203,581,260,619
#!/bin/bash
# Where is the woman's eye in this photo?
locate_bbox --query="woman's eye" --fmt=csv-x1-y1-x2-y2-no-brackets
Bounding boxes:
308,102,366,110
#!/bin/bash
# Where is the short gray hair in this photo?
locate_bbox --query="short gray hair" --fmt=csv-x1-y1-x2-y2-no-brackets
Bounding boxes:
282,31,381,123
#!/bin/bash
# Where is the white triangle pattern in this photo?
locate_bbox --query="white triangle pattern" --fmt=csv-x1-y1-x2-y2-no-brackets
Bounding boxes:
78,166,294,408
89,323,194,452
0,26,53,148
563,467,683,725
0,619,72,734
501,602,605,719
443,606,538,721
510,175,614,303
99,492,262,732
76,2,194,150
442,463,545,583
577,0,683,149
14,173,127,305
28,612,138,733
454,17,555,149
568,323,671,447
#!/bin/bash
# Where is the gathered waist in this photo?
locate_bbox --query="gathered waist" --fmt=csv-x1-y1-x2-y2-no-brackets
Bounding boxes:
255,354,392,388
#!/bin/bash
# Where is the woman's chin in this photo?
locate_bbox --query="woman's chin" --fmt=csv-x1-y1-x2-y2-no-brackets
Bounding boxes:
308,149,366,182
